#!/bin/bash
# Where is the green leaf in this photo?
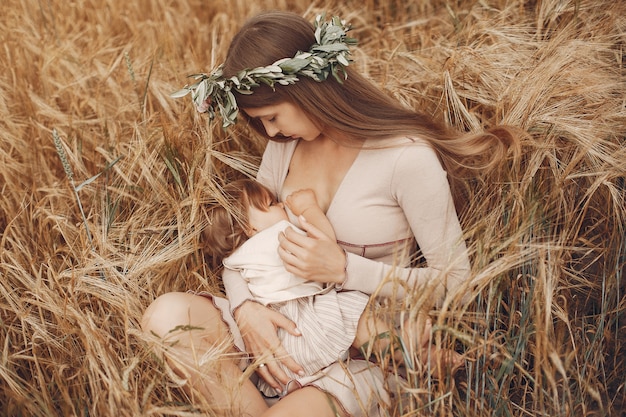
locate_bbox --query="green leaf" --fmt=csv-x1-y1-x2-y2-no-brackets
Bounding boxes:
313,43,350,53
277,58,311,73
337,54,350,67
170,88,190,98
75,156,124,192
170,15,356,130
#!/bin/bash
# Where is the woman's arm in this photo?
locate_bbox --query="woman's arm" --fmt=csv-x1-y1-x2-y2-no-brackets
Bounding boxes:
222,267,255,311
345,144,470,302
278,143,471,305
222,268,305,389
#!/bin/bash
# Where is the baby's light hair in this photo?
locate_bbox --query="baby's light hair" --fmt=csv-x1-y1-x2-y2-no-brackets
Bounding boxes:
202,179,276,264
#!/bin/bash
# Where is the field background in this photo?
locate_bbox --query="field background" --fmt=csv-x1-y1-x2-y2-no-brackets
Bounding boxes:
0,0,624,416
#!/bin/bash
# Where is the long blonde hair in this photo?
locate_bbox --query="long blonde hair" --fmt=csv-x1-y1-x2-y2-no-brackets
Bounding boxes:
222,11,523,185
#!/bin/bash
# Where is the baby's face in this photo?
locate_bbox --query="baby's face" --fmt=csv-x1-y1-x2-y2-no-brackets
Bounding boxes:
247,199,288,236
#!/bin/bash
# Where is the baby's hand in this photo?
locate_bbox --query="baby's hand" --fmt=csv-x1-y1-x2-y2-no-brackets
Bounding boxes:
285,189,318,216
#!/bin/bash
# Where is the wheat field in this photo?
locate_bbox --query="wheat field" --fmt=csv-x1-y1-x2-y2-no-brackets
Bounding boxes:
0,0,624,416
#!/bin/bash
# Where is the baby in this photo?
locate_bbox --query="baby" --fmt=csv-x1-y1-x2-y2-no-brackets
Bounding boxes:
202,179,460,397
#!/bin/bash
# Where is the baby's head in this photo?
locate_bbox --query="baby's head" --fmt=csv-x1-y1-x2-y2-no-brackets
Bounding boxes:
202,179,287,261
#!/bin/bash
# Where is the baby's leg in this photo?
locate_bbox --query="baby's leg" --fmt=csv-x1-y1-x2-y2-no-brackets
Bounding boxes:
351,312,401,363
352,313,389,350
352,310,431,357
415,343,464,379
352,310,463,378
401,314,463,378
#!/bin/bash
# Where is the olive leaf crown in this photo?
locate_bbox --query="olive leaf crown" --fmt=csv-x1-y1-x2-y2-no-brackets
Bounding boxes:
170,14,356,128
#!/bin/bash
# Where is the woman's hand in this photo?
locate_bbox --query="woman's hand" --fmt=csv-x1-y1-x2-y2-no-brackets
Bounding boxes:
278,216,347,284
234,300,304,390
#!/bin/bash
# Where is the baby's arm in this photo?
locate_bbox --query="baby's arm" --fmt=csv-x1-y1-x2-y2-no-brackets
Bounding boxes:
285,189,336,240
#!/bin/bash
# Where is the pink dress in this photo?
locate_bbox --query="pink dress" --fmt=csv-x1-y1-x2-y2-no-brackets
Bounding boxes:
214,136,470,416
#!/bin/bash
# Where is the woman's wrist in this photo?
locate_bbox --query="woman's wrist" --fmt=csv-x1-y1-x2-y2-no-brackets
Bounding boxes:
335,248,348,290
233,299,259,322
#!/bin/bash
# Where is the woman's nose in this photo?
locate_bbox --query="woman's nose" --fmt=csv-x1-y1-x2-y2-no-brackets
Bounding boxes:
262,121,279,137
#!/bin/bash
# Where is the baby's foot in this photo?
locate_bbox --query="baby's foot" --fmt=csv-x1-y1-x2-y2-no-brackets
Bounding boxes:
418,346,463,379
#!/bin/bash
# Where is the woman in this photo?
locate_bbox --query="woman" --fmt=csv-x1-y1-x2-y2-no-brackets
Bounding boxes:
142,11,520,417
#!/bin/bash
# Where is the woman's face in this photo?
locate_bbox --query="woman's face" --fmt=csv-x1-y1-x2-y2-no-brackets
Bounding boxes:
243,102,322,141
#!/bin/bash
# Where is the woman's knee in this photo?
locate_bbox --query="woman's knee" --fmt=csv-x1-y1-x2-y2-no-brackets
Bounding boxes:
141,291,222,339
142,292,187,336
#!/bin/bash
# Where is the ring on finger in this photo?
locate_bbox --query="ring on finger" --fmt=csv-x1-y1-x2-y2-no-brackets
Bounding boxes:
258,363,266,368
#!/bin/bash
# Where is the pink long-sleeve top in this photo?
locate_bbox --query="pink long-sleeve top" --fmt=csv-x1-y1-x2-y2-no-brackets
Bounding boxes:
223,136,471,311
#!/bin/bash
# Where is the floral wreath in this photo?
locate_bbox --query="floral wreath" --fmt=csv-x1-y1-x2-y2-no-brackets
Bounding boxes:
171,14,356,128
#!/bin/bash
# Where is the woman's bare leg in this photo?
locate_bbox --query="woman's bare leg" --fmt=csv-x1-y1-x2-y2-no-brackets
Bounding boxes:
260,387,347,417
141,291,268,416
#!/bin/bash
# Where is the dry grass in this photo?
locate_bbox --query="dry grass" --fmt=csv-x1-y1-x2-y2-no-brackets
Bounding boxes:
1,0,624,416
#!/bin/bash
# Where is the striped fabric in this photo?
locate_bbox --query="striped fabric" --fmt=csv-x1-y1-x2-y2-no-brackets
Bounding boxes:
197,291,387,416
256,290,369,397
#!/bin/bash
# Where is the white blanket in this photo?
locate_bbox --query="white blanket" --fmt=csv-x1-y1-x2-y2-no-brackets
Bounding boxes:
223,220,326,305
